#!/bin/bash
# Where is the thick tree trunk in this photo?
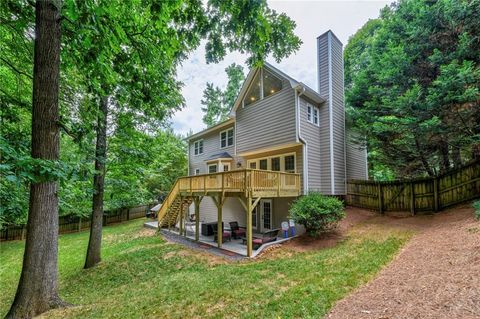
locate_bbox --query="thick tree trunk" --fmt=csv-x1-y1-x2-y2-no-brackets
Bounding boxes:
84,96,108,269
6,1,67,318
414,137,434,177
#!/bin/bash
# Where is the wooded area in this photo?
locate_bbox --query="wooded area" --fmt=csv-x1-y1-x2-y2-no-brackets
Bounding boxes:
346,159,480,213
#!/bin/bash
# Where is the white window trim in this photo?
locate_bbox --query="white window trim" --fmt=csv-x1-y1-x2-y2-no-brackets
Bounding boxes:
242,68,282,107
207,163,218,173
219,128,234,149
193,139,204,156
246,152,296,173
306,103,320,126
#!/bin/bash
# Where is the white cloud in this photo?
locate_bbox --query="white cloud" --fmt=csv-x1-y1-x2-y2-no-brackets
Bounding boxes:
171,0,390,135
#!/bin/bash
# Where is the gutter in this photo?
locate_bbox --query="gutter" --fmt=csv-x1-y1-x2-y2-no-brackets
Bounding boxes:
295,86,308,194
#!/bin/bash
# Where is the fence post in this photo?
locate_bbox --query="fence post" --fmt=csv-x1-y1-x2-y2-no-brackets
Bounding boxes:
433,177,439,212
21,226,26,240
127,208,130,221
78,217,82,232
378,183,384,214
410,182,415,216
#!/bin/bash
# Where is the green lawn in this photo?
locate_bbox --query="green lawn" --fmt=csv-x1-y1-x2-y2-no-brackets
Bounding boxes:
0,219,411,318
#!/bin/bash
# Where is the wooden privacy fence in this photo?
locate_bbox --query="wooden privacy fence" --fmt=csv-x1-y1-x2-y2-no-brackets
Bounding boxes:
346,159,480,214
0,203,154,241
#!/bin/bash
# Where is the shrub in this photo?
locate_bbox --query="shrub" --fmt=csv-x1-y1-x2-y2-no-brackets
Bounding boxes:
474,200,480,220
289,192,345,236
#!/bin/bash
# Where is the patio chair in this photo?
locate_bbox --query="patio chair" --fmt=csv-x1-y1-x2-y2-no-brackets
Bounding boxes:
213,224,231,243
252,229,280,250
229,221,246,239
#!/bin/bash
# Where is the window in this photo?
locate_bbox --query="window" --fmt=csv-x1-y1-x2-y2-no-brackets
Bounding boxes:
244,71,261,106
263,69,282,98
243,68,282,106
259,159,268,170
194,140,203,155
195,168,200,175
271,157,280,171
247,152,296,173
307,103,319,126
220,128,234,148
222,163,230,172
313,108,319,125
208,164,217,173
284,155,295,173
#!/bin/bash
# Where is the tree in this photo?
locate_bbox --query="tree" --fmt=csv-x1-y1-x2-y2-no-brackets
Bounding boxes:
202,63,245,127
66,0,301,268
345,0,480,178
5,0,68,317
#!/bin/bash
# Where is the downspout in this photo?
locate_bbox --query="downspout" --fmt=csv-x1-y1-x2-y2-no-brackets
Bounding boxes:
295,86,308,194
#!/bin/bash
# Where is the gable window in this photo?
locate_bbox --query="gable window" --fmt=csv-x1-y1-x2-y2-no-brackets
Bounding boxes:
244,71,261,106
307,103,319,126
263,69,282,98
208,164,217,174
194,140,203,155
220,128,234,148
243,68,282,107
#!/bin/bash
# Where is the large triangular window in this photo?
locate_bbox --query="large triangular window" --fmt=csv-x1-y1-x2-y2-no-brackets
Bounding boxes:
243,68,282,106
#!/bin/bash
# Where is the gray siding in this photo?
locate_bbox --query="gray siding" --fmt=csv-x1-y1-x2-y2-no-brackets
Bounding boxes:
189,197,246,226
236,68,297,154
189,124,235,175
298,96,322,191
346,128,368,180
317,31,346,195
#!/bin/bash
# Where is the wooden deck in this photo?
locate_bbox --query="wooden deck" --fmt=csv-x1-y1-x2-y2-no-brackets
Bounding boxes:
157,169,301,257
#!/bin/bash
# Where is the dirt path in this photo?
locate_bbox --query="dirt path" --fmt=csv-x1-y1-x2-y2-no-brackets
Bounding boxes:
328,205,480,319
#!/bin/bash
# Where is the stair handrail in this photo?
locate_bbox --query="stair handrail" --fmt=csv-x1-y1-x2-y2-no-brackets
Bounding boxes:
157,178,183,222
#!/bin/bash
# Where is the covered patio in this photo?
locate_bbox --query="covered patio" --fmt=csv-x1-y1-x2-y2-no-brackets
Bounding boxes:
146,220,295,258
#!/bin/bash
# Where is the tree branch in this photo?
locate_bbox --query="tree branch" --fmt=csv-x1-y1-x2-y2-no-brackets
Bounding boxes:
0,57,33,80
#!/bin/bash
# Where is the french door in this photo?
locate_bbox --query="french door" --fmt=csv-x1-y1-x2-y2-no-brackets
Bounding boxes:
260,199,272,231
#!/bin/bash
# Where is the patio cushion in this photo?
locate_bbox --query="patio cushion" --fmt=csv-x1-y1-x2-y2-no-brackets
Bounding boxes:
252,238,263,244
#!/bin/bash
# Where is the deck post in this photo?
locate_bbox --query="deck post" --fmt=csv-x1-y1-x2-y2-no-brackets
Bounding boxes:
194,197,201,241
214,194,224,248
179,196,184,235
246,194,253,257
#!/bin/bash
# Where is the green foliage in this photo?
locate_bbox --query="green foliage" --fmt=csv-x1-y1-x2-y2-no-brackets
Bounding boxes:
345,0,480,179
0,219,411,318
474,200,480,220
201,63,245,127
0,0,301,227
289,192,345,236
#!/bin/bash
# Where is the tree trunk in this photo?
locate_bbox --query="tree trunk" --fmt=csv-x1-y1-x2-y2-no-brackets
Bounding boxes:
439,141,450,173
6,1,67,318
452,146,462,168
84,95,108,269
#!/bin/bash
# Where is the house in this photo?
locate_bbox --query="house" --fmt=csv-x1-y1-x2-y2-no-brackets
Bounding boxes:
157,31,367,257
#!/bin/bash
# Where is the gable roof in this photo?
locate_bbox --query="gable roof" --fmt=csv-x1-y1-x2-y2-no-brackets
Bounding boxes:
187,63,326,142
229,62,326,116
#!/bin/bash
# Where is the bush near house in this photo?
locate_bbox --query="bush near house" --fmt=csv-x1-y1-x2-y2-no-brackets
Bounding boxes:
474,200,480,220
289,192,345,236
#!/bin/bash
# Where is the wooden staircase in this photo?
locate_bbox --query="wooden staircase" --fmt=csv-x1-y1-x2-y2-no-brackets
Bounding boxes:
157,180,193,228
159,196,192,228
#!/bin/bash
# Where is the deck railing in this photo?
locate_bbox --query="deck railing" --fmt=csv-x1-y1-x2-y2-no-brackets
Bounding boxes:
177,169,301,196
158,169,301,222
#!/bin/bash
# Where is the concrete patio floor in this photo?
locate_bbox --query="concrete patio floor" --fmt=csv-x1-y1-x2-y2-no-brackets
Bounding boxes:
144,220,295,258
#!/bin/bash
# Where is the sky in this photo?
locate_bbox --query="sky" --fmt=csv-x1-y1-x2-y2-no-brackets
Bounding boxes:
171,0,391,136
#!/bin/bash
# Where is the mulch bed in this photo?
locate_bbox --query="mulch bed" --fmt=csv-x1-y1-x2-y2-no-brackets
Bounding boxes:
327,205,480,319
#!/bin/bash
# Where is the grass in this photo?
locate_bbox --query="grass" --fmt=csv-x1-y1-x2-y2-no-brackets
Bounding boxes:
0,219,412,319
